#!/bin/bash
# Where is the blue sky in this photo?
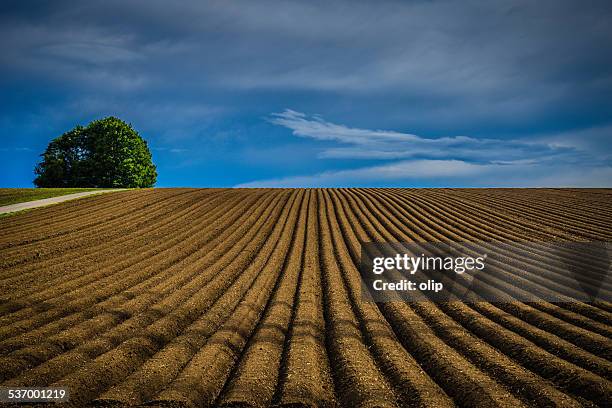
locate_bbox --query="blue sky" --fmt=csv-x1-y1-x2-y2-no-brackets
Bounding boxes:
1,0,611,187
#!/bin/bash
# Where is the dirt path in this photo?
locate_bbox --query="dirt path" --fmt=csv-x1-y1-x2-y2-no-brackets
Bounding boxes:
0,190,123,215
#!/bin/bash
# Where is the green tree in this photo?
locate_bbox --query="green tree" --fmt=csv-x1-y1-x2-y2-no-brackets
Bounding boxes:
34,117,157,188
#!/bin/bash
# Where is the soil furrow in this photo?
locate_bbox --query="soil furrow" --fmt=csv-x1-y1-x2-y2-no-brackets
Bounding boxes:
147,190,304,408
0,188,609,408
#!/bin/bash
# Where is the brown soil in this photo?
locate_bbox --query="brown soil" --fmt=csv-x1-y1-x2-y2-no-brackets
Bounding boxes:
0,188,610,407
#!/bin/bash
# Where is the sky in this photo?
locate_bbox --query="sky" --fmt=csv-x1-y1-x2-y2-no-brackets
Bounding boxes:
1,0,611,188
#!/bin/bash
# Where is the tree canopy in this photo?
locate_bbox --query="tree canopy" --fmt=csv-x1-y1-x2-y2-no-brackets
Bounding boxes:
34,117,157,188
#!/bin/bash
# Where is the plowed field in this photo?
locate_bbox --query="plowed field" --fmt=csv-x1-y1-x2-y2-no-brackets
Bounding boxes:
0,188,610,407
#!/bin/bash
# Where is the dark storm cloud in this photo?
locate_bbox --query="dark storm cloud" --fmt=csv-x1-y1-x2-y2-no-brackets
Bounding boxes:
2,1,611,106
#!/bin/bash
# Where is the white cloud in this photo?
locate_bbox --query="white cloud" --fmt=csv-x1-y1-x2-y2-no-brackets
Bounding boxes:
531,125,612,161
268,109,582,163
236,159,612,188
237,110,612,188
236,159,484,187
